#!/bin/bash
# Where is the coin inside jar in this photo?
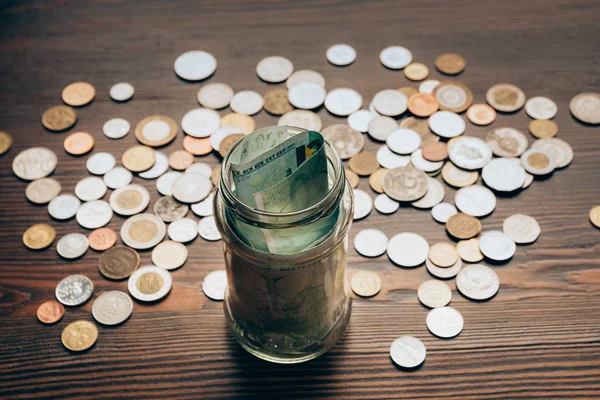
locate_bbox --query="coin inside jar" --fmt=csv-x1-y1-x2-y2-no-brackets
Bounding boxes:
98,246,140,280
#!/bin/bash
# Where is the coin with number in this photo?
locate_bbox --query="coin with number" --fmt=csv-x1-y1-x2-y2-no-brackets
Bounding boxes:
57,233,89,259
354,229,388,258
390,336,426,369
456,264,499,301
128,266,172,302
418,280,452,308
426,306,463,338
152,240,188,270
61,320,98,351
382,166,428,202
92,291,133,325
98,246,140,280
387,232,429,267
202,270,228,301
350,270,382,297
37,300,65,324
55,274,94,306
120,213,166,250
503,214,541,244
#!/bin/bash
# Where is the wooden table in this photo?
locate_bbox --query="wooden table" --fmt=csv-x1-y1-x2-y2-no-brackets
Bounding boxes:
1,1,599,398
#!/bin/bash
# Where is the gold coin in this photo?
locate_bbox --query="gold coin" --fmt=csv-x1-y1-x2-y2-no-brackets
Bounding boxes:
135,115,178,147
23,223,55,250
456,238,484,263
41,105,77,131
168,150,194,171
345,168,359,188
263,89,293,115
122,145,155,172
221,113,255,134
589,205,600,228
368,168,388,193
435,53,466,75
349,151,379,176
61,320,98,351
398,86,418,97
429,242,458,267
350,270,382,297
404,63,429,81
441,162,479,187
528,152,550,169
529,119,558,139
62,82,96,107
211,165,221,186
0,131,13,155
137,272,163,294
98,246,140,280
219,134,244,158
446,213,481,240
64,131,94,155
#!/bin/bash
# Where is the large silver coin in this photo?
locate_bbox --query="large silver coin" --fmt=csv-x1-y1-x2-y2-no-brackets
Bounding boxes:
75,177,107,202
103,167,133,189
479,230,516,261
55,274,94,306
456,264,499,300
569,92,600,124
174,50,217,81
230,90,263,115
481,158,526,192
324,88,362,116
390,336,426,369
56,233,89,259
448,136,492,170
48,194,80,220
12,147,57,181
387,232,429,267
76,200,113,229
92,290,133,325
171,173,212,203
426,306,464,338
256,56,293,83
503,214,541,244
197,82,234,109
86,152,116,175
455,185,496,217
353,229,388,257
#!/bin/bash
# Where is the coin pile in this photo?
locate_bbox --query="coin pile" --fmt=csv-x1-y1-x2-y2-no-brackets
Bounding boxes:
6,42,599,362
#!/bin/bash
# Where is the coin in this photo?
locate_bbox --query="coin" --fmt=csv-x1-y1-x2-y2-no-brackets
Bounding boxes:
120,213,166,250
528,119,558,139
502,214,540,244
156,171,181,196
12,147,57,180
48,194,80,220
448,136,492,170
183,136,213,156
62,82,96,106
569,92,600,124
486,84,526,112
230,90,264,115
256,55,293,82
419,80,440,94
390,336,426,369
354,229,388,258
589,206,600,228
197,82,234,109
412,177,445,209
221,113,255,134
466,104,496,125
429,242,458,267
181,108,220,138
172,173,213,203
368,168,388,193
429,111,465,138
441,162,478,187
168,150,194,171
411,148,443,173
37,300,65,324
210,126,243,151
286,69,326,89
75,177,107,201
376,145,410,169
421,142,448,162
387,128,421,155
198,216,222,241
520,148,555,175
23,223,55,250
168,217,198,242
154,195,188,222
426,306,463,338
382,166,428,202
348,110,376,133
426,257,463,279
456,238,484,263
350,270,382,297
404,63,429,81
88,228,117,251
400,117,439,145
86,152,116,175
372,89,408,117
479,230,516,261
322,124,364,160
202,270,227,301
387,232,429,267
482,158,526,192
109,82,134,101
174,50,217,81
455,185,496,217
103,117,130,139
418,280,452,308
367,116,398,141
186,162,213,178
57,233,89,259
326,44,357,66
211,166,220,186
191,193,215,217
525,96,557,120
433,81,473,113
76,200,113,229
380,46,412,69
408,93,438,117
531,138,573,168
109,184,150,216
349,152,378,176
0,131,12,155
372,193,398,215
122,145,155,172
345,169,359,188
456,264,499,301
522,172,534,189
135,115,178,146
431,202,457,223
152,240,188,270
325,88,363,116
486,127,528,157
26,178,61,204
41,105,77,131
435,53,466,75
264,88,294,115
98,246,140,280
446,212,481,239
288,82,326,110
92,291,133,325
353,189,373,220
104,167,133,189
55,274,94,306
278,110,322,132
61,320,98,351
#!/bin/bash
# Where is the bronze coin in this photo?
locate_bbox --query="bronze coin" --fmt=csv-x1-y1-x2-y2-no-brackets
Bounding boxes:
398,87,418,98
122,145,155,172
61,320,98,351
168,150,194,171
408,93,439,117
183,136,213,156
64,132,94,155
219,134,244,158
529,119,558,139
62,82,96,106
435,53,466,75
221,113,255,134
88,228,117,251
37,300,65,324
349,151,379,176
345,168,359,188
264,89,294,115
446,213,482,240
422,141,448,162
368,168,388,193
98,246,140,280
467,104,496,125
41,105,77,131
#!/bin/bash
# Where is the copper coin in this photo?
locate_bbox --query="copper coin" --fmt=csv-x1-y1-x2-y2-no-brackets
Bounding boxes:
122,145,155,172
529,119,558,138
37,300,65,324
135,115,178,147
264,88,294,115
88,228,117,251
0,131,13,155
435,53,466,75
349,151,379,176
422,141,448,162
62,82,96,106
408,93,439,117
398,87,418,98
98,245,140,280
345,168,359,188
218,134,244,158
64,132,94,155
183,136,213,156
368,168,388,193
221,113,255,134
41,105,77,131
168,150,194,170
467,104,496,125
446,213,482,239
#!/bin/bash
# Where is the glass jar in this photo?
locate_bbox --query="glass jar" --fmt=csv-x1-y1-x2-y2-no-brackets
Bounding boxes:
214,126,353,364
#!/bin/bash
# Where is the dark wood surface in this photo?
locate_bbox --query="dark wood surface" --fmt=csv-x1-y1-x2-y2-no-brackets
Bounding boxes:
1,0,599,398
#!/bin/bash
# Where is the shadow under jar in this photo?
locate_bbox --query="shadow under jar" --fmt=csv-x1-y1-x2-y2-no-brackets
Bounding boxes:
214,126,353,364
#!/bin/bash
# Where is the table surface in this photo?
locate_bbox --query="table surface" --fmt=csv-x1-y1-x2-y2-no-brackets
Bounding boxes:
1,0,599,399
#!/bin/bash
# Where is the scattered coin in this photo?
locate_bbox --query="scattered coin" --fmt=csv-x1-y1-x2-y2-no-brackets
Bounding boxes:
76,200,113,229
411,149,443,173
374,193,400,214
422,142,448,162
128,265,173,302
349,151,379,176
168,150,194,171
48,194,81,220
418,280,452,308
441,162,479,188
419,80,440,94
98,246,140,280
0,131,12,155
373,89,408,117
109,82,134,101
486,83,526,112
404,63,429,81
387,232,429,267
479,230,516,261
412,177,445,209
426,257,463,279
455,185,496,217
168,217,198,242
37,300,65,324
589,206,600,228
23,223,55,250
26,178,61,204
327,44,357,66
198,216,222,241
55,274,94,306
135,114,178,146
350,270,382,297
154,195,189,222
88,227,117,251
354,229,388,258
446,212,481,239
183,136,213,156
429,242,458,268
429,111,465,138
434,81,473,113
104,167,133,189
174,50,217,81
382,166,428,202
230,90,264,115
345,169,360,189
156,171,181,196
376,145,410,169
400,117,439,145
431,202,457,223
390,336,426,369
408,93,438,117
122,145,155,172
256,55,293,83
210,126,244,151
197,82,234,109
286,69,326,89
103,117,130,139
528,119,558,139
264,88,294,115
62,82,96,106
12,147,57,181
120,213,166,250
466,104,496,125
525,96,558,120
455,239,483,263
353,189,373,220
191,192,214,218
75,176,107,201
569,92,600,124
278,110,322,132
41,105,77,131
368,168,388,193
502,214,541,244
288,82,326,110
152,240,188,270
61,320,98,351
322,124,364,159
520,148,556,175
92,291,133,325
435,53,466,75
426,306,463,338
522,173,534,189
531,138,573,168
348,110,376,132
57,233,89,259
448,136,492,170
86,152,116,175
172,172,213,203
486,127,528,157
456,264,499,300
482,158,525,192
181,108,220,138
380,46,412,69
202,270,227,301
387,128,421,155
221,113,256,134
325,88,363,116
109,184,150,216
368,116,398,141
218,134,244,158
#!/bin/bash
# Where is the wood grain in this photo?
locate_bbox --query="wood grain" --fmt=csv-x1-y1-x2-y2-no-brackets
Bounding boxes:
1,0,600,398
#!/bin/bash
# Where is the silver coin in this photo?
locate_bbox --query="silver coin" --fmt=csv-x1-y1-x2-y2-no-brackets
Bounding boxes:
380,46,412,69
86,152,116,175
174,50,217,81
479,230,516,261
109,184,150,216
202,270,227,301
92,290,133,325
387,232,429,267
321,124,364,160
531,138,573,169
522,172,534,189
75,177,107,201
48,194,81,220
191,192,214,217
387,128,421,154
448,136,492,170
419,79,440,94
168,217,198,243
418,280,452,308
431,202,457,223
181,108,221,138
455,185,496,217
76,200,113,229
55,274,94,306
26,178,61,204
121,213,166,249
411,149,443,173
156,171,182,196
374,193,399,214
185,162,212,178
376,145,410,169
520,148,556,175
288,81,326,110
139,151,169,179
368,116,397,141
525,96,557,120
278,110,322,132
12,147,57,181
172,173,212,203
256,56,293,83
426,257,462,279
569,92,600,124
128,266,172,302
456,264,499,300
154,195,189,222
390,336,426,369
324,88,362,116
482,158,526,192
353,189,373,220
426,306,463,338
485,127,528,158
354,229,388,258
373,89,408,117
197,82,234,109
103,167,133,189
412,177,445,209
428,111,465,138
198,216,222,241
369,101,380,116
103,118,130,139
348,110,376,133
326,44,357,66
56,233,89,259
286,69,326,89
152,240,188,270
503,214,541,244
230,90,263,115
110,82,134,102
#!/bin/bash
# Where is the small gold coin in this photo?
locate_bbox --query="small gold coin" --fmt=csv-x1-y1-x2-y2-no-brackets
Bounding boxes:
23,223,55,250
435,53,466,75
404,63,429,81
350,270,382,297
345,168,359,188
398,86,418,97
529,119,558,138
349,151,379,176
64,132,94,155
590,206,600,228
41,105,77,131
221,113,255,134
429,242,458,267
456,238,484,262
446,213,481,240
122,145,155,172
135,115,178,147
168,150,194,171
218,134,244,158
0,131,13,155
263,88,294,115
61,320,98,351
417,280,452,308
368,168,388,194
62,82,96,107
